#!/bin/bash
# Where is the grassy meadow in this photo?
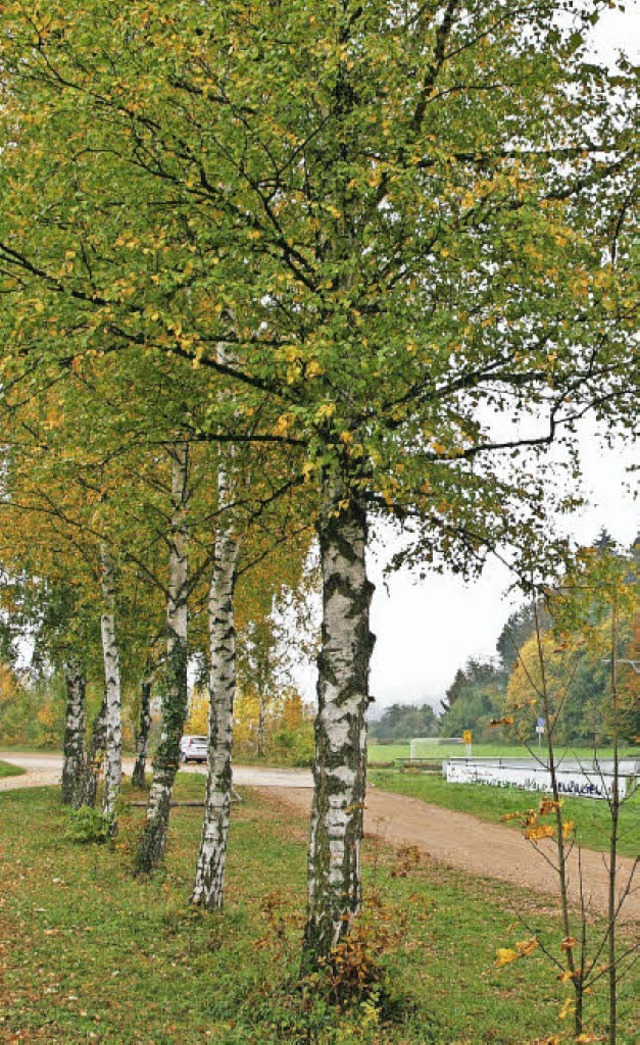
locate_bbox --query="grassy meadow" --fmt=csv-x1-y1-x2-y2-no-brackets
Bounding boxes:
367,742,635,763
0,759,24,779
0,775,638,1044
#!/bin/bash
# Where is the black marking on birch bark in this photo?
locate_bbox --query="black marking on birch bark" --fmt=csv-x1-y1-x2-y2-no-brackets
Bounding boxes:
302,490,375,972
136,443,190,875
132,678,153,789
61,661,87,809
136,632,188,873
191,455,239,910
99,545,122,831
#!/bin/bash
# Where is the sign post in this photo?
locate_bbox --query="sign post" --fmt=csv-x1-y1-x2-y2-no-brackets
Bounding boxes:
462,729,472,756
536,717,545,751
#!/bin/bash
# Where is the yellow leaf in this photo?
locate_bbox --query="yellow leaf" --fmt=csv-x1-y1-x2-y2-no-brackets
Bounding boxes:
515,937,538,957
495,948,519,967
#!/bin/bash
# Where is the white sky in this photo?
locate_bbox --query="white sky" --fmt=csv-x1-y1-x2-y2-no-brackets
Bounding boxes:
367,431,637,713
295,3,640,714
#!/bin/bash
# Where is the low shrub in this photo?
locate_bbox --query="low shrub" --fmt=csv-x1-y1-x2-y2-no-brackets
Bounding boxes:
65,805,113,843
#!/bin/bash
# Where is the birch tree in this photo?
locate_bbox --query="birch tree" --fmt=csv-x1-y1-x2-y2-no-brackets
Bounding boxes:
191,457,239,906
192,450,312,908
0,0,637,969
136,442,190,871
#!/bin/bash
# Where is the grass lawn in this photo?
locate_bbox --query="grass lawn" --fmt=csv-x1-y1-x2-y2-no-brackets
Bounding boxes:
369,769,640,858
368,742,637,762
0,777,637,1044
0,759,25,778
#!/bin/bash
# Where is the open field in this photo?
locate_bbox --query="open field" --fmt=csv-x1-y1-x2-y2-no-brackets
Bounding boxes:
368,742,636,763
368,770,640,858
0,778,638,1044
0,759,24,779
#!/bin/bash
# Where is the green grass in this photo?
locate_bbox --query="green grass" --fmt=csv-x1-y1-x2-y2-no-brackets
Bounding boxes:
0,777,637,1043
368,742,636,762
0,758,25,778
369,769,640,857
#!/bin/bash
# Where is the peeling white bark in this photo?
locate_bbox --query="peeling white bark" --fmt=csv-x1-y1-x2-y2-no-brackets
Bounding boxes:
100,543,122,826
302,484,375,969
192,460,239,908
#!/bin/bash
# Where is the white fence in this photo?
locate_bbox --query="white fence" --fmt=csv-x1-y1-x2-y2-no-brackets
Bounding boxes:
443,757,639,800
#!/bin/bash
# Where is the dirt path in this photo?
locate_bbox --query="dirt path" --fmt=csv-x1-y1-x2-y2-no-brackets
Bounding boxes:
0,753,61,792
265,786,639,922
2,753,637,919
0,754,314,791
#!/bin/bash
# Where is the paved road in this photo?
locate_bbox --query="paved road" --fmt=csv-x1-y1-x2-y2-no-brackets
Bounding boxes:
1,752,637,919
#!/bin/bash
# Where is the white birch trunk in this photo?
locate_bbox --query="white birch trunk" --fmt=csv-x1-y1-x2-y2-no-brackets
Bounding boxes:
61,660,87,809
137,443,190,873
191,461,239,908
302,482,375,971
99,543,122,827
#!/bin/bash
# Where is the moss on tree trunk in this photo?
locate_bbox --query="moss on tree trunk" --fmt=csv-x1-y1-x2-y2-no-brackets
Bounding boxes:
61,660,87,809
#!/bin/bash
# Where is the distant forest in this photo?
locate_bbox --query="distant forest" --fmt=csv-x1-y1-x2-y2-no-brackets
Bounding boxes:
370,531,639,745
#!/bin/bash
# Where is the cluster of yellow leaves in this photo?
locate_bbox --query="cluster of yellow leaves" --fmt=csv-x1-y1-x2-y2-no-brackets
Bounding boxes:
502,798,573,845
0,663,21,706
272,413,294,437
495,936,538,967
306,359,324,379
537,799,561,816
523,823,555,842
184,688,209,735
316,402,336,422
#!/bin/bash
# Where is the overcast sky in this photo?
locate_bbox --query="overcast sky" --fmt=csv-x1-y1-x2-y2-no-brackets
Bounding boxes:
367,432,637,713
295,3,639,714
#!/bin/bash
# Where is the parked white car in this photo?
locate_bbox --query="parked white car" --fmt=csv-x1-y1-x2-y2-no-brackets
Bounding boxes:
180,735,208,763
